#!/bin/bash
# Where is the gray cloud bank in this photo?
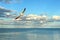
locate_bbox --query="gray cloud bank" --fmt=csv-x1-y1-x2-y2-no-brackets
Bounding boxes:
0,6,13,17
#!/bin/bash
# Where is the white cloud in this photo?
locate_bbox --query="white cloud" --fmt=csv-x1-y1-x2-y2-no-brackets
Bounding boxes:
0,6,5,9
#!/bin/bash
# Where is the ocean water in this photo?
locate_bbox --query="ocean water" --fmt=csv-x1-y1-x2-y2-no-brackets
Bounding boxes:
0,21,60,40
0,28,60,40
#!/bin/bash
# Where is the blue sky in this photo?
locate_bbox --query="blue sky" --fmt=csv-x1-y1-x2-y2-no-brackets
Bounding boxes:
0,0,60,16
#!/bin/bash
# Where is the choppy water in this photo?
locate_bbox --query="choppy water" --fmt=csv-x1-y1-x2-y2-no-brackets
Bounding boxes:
0,28,60,40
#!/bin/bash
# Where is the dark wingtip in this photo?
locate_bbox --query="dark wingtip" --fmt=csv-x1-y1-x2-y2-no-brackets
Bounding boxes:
22,8,26,13
24,8,26,10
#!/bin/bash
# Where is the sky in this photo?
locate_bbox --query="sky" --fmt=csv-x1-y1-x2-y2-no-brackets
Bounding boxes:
0,0,60,16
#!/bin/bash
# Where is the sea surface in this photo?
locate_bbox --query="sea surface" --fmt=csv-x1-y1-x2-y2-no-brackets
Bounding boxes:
0,28,60,40
0,21,60,40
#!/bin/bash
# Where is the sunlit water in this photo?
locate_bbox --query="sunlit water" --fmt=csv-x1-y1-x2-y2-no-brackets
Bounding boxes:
0,28,60,40
0,21,60,40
